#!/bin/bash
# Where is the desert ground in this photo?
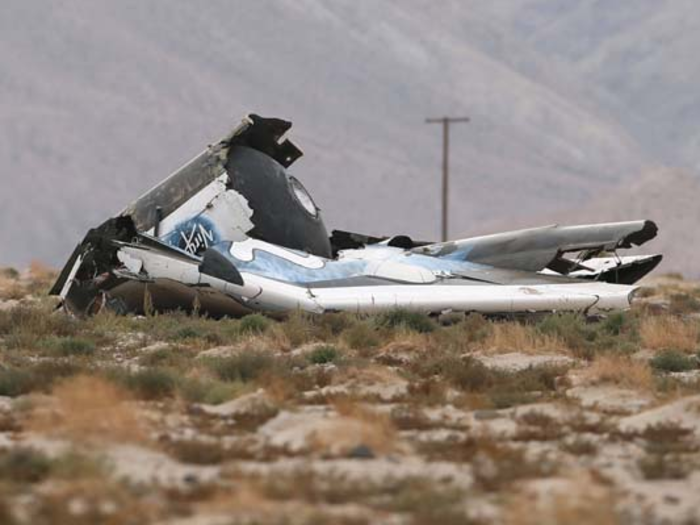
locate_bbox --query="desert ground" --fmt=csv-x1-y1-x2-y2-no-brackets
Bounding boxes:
0,265,699,524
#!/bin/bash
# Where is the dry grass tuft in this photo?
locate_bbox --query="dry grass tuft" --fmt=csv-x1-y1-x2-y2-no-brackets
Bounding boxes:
582,355,654,391
335,364,404,386
377,331,432,358
504,471,618,525
28,478,162,525
29,375,146,444
640,315,699,352
483,322,565,355
199,483,277,517
28,260,57,282
0,275,24,300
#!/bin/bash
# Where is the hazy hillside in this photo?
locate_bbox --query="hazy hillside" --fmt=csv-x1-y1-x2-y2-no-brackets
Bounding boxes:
567,169,700,278
1,0,697,275
482,168,700,277
478,0,700,169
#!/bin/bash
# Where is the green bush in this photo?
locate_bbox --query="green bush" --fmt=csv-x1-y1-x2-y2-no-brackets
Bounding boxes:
177,377,247,405
650,351,697,373
537,313,591,349
307,345,340,365
0,268,19,279
375,309,436,333
0,448,51,483
43,336,97,357
0,362,83,397
238,314,271,335
171,324,224,345
0,306,79,345
314,312,358,337
173,326,204,340
670,293,700,315
0,369,36,397
342,321,381,351
601,312,628,336
141,313,233,345
123,368,177,400
138,346,200,370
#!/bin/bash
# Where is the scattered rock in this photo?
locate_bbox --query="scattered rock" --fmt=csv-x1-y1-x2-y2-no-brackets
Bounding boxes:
258,406,400,457
106,443,220,488
290,342,334,358
200,389,277,419
305,368,409,403
619,395,700,433
231,456,473,490
139,341,171,353
668,370,700,384
0,396,14,412
474,410,502,421
0,299,20,311
474,352,576,373
347,444,375,459
566,385,654,414
195,346,240,359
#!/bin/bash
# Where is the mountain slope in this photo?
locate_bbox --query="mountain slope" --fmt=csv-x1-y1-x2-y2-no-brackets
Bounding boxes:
475,0,700,170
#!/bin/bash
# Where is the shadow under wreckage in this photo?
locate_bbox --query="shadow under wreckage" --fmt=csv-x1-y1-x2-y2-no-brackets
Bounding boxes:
50,115,662,318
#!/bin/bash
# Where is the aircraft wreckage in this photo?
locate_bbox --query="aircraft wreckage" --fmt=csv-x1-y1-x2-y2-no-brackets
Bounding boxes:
50,115,662,317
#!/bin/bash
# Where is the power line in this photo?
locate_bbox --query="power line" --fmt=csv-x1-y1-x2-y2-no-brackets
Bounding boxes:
425,116,470,242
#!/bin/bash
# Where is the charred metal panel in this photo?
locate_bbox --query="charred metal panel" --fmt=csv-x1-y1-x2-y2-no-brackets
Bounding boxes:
416,221,658,272
199,246,244,285
576,254,663,284
330,229,432,255
121,149,223,232
226,145,331,258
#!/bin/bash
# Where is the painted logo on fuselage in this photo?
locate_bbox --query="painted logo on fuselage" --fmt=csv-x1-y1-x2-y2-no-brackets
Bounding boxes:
164,217,220,255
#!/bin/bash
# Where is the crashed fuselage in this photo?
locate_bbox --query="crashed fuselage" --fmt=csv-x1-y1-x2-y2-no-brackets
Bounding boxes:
50,115,662,317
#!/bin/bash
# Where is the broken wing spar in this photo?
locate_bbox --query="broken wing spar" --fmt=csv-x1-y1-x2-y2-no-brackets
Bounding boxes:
50,114,662,317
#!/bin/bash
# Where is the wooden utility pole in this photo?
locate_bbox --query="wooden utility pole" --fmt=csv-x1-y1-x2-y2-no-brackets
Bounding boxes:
425,116,469,241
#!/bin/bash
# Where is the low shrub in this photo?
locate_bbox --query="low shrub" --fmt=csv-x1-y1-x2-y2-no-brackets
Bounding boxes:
239,313,271,335
138,345,194,368
280,311,315,347
0,448,52,483
342,321,381,352
121,368,177,400
0,369,36,397
375,309,436,333
650,351,697,373
638,453,689,480
177,377,248,405
537,313,592,351
166,439,225,465
0,362,83,397
307,345,340,365
42,337,96,357
0,305,79,342
669,293,700,315
0,268,19,279
208,352,275,383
